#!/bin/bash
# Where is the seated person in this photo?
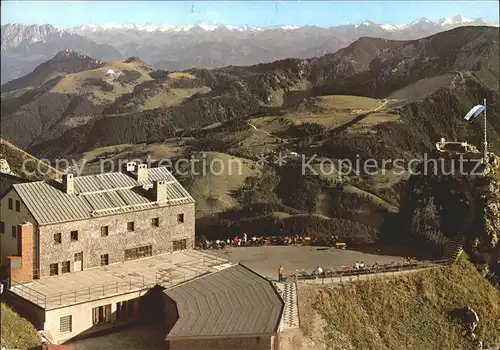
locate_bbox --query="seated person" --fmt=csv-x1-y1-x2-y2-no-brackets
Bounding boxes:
313,266,324,275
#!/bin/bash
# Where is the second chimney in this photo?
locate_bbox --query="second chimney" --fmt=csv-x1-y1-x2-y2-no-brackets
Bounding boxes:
125,161,137,172
153,180,167,202
136,164,148,182
62,173,74,194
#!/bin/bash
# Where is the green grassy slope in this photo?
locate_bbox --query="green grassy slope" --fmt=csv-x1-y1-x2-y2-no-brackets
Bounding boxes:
303,256,500,349
1,303,41,350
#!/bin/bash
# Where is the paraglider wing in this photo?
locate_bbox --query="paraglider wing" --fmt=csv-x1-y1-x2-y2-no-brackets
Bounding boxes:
464,105,486,123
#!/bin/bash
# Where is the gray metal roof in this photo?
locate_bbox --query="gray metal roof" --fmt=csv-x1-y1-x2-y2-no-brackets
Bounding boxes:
12,167,194,225
164,264,284,339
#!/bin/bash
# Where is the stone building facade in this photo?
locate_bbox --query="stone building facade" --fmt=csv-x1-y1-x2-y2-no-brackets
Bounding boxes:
37,202,194,277
0,163,195,280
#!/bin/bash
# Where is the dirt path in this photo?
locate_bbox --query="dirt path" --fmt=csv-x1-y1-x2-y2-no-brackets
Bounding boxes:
342,184,399,213
247,121,289,144
248,99,391,142
331,98,390,134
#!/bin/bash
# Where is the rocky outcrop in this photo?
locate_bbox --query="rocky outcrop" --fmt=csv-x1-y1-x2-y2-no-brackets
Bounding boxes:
449,306,488,349
475,154,500,285
484,155,500,247
465,308,484,350
400,151,500,285
0,157,14,175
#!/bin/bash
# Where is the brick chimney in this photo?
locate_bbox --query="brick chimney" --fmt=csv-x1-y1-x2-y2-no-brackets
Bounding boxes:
136,164,148,182
153,180,167,202
8,222,34,285
62,173,74,194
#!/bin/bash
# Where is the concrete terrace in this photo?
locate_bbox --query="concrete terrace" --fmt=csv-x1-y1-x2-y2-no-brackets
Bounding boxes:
10,250,228,310
209,245,404,280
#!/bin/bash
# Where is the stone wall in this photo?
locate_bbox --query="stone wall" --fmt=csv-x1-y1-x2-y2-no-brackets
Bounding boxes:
38,202,195,277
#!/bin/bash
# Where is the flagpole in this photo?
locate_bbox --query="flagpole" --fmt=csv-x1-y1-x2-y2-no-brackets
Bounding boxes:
483,98,488,160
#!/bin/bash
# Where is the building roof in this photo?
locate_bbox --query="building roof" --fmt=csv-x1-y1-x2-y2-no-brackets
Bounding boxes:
11,167,194,225
164,264,284,340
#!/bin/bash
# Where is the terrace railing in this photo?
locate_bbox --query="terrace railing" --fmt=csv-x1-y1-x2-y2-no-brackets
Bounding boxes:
10,276,154,310
8,280,47,308
10,251,230,308
155,253,230,289
290,259,448,284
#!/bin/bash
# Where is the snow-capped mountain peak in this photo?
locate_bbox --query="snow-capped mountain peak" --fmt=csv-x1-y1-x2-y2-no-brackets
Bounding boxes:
453,15,474,23
411,18,431,25
70,23,282,33
66,16,499,34
380,24,409,31
439,15,475,27
361,20,377,26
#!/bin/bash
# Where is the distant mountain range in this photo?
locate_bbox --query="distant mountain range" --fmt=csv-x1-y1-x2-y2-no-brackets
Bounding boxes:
1,16,498,84
70,15,497,33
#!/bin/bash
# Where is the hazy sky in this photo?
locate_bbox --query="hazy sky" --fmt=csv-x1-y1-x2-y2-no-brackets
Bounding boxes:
2,1,499,28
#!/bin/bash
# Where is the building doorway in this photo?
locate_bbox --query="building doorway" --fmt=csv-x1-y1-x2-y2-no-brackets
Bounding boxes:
92,304,111,325
74,252,83,271
116,299,135,322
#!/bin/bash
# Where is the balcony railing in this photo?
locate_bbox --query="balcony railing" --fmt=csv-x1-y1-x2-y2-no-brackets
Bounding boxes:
10,276,153,310
288,259,448,283
8,248,229,310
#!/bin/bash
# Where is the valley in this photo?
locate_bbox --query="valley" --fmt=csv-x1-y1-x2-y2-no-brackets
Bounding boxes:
1,25,499,251
1,15,499,350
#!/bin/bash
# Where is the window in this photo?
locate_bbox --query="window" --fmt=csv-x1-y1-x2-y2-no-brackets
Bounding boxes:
8,198,13,210
15,200,20,212
0,221,4,234
54,233,62,244
101,226,109,237
124,245,152,261
70,230,78,242
50,263,58,276
177,213,184,223
74,252,83,271
173,239,187,252
62,261,70,274
127,221,135,232
92,304,111,325
151,218,159,227
60,315,72,333
11,226,16,238
116,300,134,321
101,254,109,266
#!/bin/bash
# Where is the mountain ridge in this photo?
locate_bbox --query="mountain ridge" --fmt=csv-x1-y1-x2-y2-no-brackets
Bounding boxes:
1,23,124,84
1,26,498,160
2,17,498,84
